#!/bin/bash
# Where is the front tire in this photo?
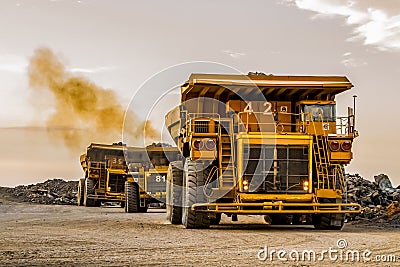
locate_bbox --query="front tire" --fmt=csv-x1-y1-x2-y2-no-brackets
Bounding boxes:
166,161,183,224
84,178,96,207
182,161,210,229
313,199,345,230
77,178,85,206
313,213,345,230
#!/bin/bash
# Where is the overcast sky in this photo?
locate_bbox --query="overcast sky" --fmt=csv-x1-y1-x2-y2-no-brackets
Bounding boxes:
1,0,400,186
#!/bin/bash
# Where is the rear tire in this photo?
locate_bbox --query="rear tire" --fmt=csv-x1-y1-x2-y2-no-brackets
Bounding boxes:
166,161,183,224
77,178,85,206
84,178,96,207
313,213,345,230
313,199,345,230
182,161,210,229
210,213,221,225
139,203,148,213
125,181,139,213
269,215,291,225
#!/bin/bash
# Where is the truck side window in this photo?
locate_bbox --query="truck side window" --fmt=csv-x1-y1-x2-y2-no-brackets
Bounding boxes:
302,104,335,122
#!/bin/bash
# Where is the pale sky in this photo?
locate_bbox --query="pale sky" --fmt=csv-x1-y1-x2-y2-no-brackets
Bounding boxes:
1,0,400,186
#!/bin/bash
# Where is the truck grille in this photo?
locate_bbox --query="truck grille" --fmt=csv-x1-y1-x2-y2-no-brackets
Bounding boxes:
108,174,126,193
194,120,209,133
243,144,309,193
146,173,167,200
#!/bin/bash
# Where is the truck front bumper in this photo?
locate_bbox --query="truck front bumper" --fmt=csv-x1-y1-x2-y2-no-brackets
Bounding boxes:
192,201,362,214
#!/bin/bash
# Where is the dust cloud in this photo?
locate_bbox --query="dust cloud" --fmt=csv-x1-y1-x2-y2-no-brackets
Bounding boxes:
28,47,157,152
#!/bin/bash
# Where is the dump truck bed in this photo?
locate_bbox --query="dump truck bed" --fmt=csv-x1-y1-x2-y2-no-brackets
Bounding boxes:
82,143,180,166
181,73,353,102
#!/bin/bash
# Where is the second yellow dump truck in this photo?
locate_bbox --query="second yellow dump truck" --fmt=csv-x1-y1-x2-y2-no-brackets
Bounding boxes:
77,142,180,212
165,73,361,229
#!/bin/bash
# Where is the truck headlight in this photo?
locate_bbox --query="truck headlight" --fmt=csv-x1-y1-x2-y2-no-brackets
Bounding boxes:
243,180,249,191
205,139,216,150
303,181,309,191
329,141,340,151
341,141,352,151
193,139,203,150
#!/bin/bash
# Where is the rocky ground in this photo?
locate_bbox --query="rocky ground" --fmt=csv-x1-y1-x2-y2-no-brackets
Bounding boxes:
0,175,399,266
0,203,400,266
346,173,400,224
0,179,78,205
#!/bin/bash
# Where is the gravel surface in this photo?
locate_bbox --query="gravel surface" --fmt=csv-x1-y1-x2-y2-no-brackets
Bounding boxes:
1,201,400,266
1,175,399,266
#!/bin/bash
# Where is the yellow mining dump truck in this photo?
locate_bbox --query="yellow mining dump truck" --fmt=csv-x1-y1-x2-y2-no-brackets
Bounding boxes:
77,142,180,213
165,73,361,229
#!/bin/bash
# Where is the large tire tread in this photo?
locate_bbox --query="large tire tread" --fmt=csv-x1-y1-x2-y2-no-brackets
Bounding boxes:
77,178,85,206
167,161,183,224
125,181,139,213
313,199,345,230
182,162,210,229
84,178,96,207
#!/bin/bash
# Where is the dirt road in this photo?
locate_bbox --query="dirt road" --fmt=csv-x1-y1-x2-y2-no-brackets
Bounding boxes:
0,200,399,266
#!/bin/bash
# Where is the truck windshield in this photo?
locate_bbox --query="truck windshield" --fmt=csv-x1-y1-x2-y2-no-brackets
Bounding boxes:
302,104,335,122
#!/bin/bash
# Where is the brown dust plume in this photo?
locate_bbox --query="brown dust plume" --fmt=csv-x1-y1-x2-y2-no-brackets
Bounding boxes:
28,47,157,152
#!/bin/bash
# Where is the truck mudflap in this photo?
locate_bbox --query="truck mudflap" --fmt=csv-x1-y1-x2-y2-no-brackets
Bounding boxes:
191,202,362,214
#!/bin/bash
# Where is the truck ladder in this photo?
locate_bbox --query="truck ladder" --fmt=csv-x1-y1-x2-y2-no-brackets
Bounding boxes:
313,135,331,189
99,167,107,189
90,162,106,190
219,134,235,188
311,113,335,189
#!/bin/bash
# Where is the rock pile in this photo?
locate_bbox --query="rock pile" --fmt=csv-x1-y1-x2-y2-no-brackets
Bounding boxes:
1,179,78,205
346,173,400,222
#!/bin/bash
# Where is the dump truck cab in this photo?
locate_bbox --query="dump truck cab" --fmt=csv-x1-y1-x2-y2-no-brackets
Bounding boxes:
165,73,361,229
